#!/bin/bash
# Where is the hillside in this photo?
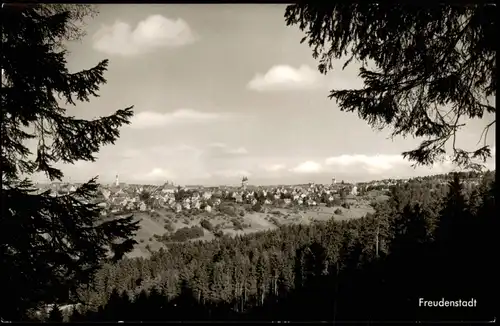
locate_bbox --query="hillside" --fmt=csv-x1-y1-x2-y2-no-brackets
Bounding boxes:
124,196,375,258
79,171,489,259
59,171,495,323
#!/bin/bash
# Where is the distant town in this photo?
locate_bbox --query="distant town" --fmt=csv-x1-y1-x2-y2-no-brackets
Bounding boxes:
34,171,484,217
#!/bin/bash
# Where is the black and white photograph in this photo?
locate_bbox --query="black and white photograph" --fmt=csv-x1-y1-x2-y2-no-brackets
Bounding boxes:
1,3,496,323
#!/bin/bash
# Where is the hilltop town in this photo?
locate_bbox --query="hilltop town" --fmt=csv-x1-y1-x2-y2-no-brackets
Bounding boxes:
34,171,486,258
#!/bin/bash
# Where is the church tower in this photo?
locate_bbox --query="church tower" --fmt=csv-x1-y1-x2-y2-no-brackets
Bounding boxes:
241,176,248,191
115,174,119,187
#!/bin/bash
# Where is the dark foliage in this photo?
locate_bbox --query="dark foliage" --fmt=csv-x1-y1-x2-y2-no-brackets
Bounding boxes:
166,226,205,242
231,218,244,231
164,221,175,232
219,203,238,217
139,190,152,203
252,202,263,212
341,202,351,209
200,219,214,231
284,4,495,169
74,173,495,322
47,305,63,322
1,5,139,320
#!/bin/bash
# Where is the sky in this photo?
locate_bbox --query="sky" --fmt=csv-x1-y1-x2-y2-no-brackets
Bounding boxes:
33,4,496,185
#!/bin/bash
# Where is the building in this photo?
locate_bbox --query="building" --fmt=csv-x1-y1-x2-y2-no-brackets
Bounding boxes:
115,174,119,187
242,176,248,190
162,183,177,194
332,177,336,185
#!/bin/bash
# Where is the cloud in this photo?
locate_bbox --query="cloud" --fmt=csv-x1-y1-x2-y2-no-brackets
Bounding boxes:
175,144,204,156
323,153,483,177
205,143,249,157
290,161,323,174
121,144,201,159
114,143,252,184
325,154,407,175
147,168,174,178
134,168,175,182
247,62,373,93
262,164,286,172
121,148,142,159
201,143,250,175
228,147,248,155
128,109,228,129
247,65,325,91
212,170,251,178
93,15,196,56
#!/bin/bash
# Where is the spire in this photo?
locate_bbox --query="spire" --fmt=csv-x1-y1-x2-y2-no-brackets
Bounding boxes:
241,176,248,190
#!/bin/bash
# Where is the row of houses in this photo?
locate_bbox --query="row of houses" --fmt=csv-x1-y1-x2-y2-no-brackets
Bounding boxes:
43,171,486,214
91,181,364,214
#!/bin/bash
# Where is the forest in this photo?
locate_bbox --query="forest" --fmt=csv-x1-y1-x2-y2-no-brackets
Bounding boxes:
39,171,496,322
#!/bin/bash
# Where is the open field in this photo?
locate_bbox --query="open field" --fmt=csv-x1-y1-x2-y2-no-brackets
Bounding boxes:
127,213,168,258
125,200,376,258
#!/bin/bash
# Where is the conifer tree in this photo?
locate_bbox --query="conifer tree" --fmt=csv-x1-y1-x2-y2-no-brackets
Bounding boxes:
284,4,495,168
436,173,469,247
47,305,64,323
1,5,139,320
69,306,84,322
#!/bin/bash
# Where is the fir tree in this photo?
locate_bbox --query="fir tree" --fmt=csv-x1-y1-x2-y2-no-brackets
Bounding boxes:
284,4,495,168
436,173,469,247
1,5,139,320
69,306,84,322
47,305,64,322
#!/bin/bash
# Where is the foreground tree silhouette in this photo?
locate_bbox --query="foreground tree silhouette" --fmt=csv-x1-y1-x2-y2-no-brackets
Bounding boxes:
285,4,495,168
1,5,139,320
47,305,64,323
